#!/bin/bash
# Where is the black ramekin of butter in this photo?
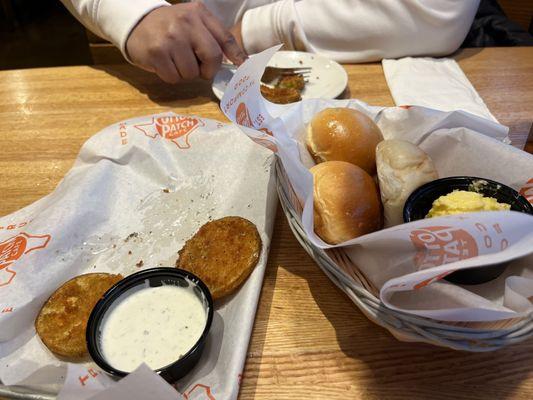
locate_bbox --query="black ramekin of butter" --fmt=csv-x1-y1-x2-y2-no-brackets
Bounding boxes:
403,176,533,285
86,267,214,383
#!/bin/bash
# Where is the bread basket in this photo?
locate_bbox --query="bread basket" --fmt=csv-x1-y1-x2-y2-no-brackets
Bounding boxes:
275,157,533,351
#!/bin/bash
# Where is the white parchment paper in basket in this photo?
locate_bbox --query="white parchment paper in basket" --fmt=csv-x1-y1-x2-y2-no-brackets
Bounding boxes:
221,46,533,323
0,113,277,399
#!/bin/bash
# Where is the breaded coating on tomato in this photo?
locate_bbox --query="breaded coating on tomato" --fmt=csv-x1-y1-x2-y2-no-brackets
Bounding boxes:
35,273,122,359
176,217,262,299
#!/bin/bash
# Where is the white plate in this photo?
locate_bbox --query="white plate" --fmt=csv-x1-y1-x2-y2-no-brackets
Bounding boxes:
212,51,348,101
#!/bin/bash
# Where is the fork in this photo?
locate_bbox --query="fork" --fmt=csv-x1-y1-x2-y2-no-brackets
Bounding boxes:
221,62,311,84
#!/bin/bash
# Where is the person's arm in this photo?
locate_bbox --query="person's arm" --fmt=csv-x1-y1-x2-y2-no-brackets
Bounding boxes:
240,0,480,62
60,0,169,59
60,0,246,83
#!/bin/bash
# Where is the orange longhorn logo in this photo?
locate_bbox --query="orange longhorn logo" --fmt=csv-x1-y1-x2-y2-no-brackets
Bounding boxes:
134,116,205,149
0,232,51,287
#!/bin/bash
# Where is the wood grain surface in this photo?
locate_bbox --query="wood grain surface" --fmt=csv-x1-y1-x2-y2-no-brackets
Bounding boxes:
0,47,532,399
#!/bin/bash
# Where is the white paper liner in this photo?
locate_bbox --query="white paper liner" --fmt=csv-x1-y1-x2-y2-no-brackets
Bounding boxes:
220,46,533,324
0,114,277,399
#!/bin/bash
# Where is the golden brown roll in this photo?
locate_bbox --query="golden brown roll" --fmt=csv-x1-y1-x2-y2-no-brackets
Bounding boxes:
306,108,383,174
310,161,382,244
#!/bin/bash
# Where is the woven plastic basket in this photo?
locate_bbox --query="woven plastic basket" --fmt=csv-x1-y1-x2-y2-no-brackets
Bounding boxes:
275,158,533,351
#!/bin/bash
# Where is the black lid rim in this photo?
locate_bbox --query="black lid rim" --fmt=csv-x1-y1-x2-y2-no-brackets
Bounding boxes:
86,267,214,380
403,176,533,223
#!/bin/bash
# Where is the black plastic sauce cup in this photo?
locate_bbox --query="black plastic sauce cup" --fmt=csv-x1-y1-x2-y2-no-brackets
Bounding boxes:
86,268,213,383
403,176,533,285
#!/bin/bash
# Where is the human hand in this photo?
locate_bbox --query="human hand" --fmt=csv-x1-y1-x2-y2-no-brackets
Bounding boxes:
126,3,247,84
229,21,245,55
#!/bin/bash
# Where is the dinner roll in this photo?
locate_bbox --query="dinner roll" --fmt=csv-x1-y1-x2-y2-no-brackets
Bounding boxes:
310,161,382,244
376,139,438,227
306,108,383,174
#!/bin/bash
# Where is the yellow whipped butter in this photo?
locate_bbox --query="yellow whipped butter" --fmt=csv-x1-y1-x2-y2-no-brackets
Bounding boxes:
426,190,510,218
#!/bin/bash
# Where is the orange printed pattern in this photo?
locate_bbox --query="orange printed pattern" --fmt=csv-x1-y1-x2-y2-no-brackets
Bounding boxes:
222,74,254,114
236,103,277,152
118,122,128,146
0,232,51,287
410,226,478,269
236,102,269,129
256,127,278,151
0,221,29,231
251,136,277,152
258,127,273,136
183,383,215,400
519,178,533,204
414,270,454,290
236,103,253,128
474,222,509,251
134,116,205,149
78,368,100,387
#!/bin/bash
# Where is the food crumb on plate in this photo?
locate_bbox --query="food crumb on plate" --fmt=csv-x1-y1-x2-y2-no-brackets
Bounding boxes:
125,232,138,242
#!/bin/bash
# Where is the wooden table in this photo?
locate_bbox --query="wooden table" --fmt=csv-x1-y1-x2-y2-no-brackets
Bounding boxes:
1,47,532,399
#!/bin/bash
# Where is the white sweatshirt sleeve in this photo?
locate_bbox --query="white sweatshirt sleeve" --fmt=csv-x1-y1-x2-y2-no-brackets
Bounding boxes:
60,0,169,59
241,0,480,62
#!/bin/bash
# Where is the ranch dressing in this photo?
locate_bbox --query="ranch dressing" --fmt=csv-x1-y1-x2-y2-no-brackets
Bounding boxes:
101,284,206,372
